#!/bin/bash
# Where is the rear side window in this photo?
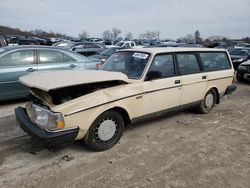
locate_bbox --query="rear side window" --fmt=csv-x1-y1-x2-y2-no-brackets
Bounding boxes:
149,54,175,78
63,54,76,62
199,52,231,71
176,53,201,75
39,50,75,63
0,50,34,66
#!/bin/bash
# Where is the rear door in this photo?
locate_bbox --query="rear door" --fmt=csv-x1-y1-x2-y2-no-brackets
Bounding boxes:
0,49,37,100
143,53,182,115
175,52,207,107
37,49,80,71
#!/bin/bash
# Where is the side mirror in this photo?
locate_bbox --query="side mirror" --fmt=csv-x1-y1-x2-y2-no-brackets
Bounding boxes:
146,71,162,81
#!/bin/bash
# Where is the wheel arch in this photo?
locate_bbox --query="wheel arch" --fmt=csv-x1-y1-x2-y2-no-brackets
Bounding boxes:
107,106,131,126
207,86,220,104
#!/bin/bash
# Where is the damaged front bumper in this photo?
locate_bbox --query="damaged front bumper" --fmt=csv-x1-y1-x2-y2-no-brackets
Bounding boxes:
15,107,79,146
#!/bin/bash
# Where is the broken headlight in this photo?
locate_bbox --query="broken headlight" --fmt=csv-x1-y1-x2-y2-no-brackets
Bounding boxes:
27,104,65,131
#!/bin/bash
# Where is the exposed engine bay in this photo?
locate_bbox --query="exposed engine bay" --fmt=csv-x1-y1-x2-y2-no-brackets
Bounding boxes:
30,80,127,105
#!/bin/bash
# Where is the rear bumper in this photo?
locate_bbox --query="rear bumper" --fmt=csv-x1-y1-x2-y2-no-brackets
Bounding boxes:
15,107,79,146
225,84,237,95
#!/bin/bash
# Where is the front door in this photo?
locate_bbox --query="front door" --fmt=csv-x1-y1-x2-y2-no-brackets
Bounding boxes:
0,49,37,100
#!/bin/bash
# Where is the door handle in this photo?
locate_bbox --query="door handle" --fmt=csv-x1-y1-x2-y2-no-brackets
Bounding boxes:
202,75,207,79
69,64,77,68
175,80,181,84
26,68,36,72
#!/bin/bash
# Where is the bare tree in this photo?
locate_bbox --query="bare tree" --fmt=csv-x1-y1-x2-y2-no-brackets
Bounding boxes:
112,27,122,39
156,30,160,39
138,31,159,40
125,32,133,40
102,30,113,39
194,30,202,44
79,31,89,39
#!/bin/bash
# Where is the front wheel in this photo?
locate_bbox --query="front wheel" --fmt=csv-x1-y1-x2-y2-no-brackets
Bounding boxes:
198,89,217,114
84,110,124,151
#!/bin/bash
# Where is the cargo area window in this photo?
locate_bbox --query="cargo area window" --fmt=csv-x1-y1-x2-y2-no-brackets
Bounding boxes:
199,52,231,71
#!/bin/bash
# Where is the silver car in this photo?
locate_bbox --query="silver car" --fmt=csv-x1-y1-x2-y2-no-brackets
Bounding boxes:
0,45,101,101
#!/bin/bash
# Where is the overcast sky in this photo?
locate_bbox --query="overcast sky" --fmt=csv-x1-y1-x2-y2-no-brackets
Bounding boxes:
0,0,249,39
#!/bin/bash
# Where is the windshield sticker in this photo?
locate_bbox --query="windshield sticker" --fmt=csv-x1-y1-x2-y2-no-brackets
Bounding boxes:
132,52,148,59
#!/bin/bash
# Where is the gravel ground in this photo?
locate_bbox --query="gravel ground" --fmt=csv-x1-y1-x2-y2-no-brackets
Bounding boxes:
0,82,249,188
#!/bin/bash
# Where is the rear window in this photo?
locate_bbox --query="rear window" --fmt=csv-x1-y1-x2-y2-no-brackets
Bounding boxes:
199,52,231,71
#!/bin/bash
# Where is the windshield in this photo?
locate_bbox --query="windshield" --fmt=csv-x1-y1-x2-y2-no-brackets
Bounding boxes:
230,48,249,56
115,42,124,47
101,51,150,79
100,48,118,56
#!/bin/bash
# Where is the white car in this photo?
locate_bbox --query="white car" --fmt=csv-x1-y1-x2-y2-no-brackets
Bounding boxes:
16,48,236,151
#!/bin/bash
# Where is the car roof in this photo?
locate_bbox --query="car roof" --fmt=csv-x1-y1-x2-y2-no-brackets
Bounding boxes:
1,45,73,52
120,47,227,55
0,45,90,60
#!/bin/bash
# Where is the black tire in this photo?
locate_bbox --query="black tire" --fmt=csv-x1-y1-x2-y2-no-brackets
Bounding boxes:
198,89,217,114
84,110,124,151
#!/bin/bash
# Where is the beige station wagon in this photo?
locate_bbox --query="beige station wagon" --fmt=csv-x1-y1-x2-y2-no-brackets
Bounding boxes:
15,48,237,151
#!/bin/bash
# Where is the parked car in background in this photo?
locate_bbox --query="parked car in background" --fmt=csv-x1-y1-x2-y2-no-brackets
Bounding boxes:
73,42,106,56
215,44,234,50
6,36,19,45
104,39,113,46
0,45,101,101
236,60,250,82
177,43,203,48
28,37,53,46
87,38,104,44
115,41,137,48
229,48,250,70
53,41,106,56
146,42,178,48
18,38,40,45
15,48,236,151
0,34,7,47
89,46,121,64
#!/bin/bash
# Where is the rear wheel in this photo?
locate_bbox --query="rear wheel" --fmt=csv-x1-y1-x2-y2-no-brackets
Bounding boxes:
198,89,216,114
84,110,124,151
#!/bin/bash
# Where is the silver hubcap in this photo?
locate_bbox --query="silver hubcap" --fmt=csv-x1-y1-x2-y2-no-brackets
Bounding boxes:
97,119,117,141
205,93,214,109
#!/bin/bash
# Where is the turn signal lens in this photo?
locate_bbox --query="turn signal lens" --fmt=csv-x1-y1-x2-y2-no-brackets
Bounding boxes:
56,121,65,129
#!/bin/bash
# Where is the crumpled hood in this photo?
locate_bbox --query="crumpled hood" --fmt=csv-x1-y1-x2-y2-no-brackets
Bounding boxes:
19,70,130,91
